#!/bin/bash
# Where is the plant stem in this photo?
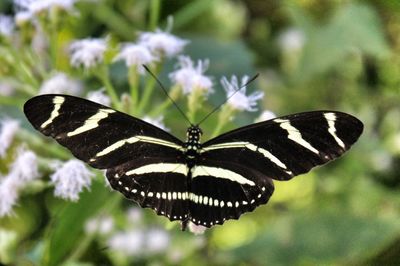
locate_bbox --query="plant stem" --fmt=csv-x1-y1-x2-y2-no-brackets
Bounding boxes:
97,66,121,110
210,105,235,138
48,7,61,69
128,66,139,114
65,193,122,262
0,96,26,107
137,64,160,114
187,88,205,123
149,85,181,117
149,0,161,30
7,46,40,92
17,129,71,160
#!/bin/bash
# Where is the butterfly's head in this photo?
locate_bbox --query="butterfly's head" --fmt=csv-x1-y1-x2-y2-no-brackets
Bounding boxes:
186,125,203,143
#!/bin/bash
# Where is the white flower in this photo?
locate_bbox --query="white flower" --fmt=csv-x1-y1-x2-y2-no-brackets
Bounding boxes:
126,207,143,223
87,89,111,106
113,43,158,74
187,222,207,235
138,29,188,58
85,215,114,235
279,28,305,53
0,118,20,158
370,150,392,172
221,75,264,112
169,56,213,95
145,228,170,254
0,177,20,216
32,27,48,55
0,82,15,96
143,116,169,132
0,149,39,216
108,230,144,256
15,11,32,24
108,228,170,257
50,159,93,201
0,15,15,37
14,0,76,16
9,149,39,182
69,38,107,69
255,110,276,123
39,72,82,95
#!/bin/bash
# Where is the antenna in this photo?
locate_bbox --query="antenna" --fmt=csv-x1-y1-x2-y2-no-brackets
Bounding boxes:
196,73,259,126
142,65,193,126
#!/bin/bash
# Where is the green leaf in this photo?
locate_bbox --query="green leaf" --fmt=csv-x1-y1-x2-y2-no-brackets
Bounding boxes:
231,210,400,265
43,180,111,266
295,3,390,81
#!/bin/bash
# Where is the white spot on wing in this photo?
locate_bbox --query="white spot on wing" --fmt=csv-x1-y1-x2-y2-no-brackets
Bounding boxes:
214,199,219,207
203,196,208,205
41,96,65,128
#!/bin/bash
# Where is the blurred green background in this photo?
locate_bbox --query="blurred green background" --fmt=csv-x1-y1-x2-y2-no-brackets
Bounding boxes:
1,0,400,265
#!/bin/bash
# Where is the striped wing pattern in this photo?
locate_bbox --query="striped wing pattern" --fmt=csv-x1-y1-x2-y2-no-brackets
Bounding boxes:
201,111,363,181
24,94,363,229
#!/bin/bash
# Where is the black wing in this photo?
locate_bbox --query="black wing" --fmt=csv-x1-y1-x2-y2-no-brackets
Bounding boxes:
188,111,363,227
24,94,188,221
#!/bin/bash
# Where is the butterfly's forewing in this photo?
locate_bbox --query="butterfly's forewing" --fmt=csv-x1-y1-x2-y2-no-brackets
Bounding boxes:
201,111,363,180
189,111,363,226
24,94,188,220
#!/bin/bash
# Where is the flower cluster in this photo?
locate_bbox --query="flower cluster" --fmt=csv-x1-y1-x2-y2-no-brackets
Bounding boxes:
169,55,213,95
0,15,15,37
14,0,77,23
50,159,93,201
0,149,39,216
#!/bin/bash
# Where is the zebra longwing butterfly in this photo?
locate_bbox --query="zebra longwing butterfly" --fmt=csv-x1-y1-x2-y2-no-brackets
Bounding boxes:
24,94,363,229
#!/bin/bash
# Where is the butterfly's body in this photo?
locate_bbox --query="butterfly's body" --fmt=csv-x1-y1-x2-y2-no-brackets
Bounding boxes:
183,126,202,168
24,94,363,230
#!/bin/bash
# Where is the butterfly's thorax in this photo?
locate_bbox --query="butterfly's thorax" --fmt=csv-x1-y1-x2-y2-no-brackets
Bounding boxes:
184,126,203,169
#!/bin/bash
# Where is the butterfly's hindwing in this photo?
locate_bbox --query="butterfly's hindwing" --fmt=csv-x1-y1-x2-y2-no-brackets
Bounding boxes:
106,158,189,222
189,161,274,226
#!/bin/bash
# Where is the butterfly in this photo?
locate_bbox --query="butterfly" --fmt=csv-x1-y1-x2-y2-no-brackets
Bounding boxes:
24,94,363,229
